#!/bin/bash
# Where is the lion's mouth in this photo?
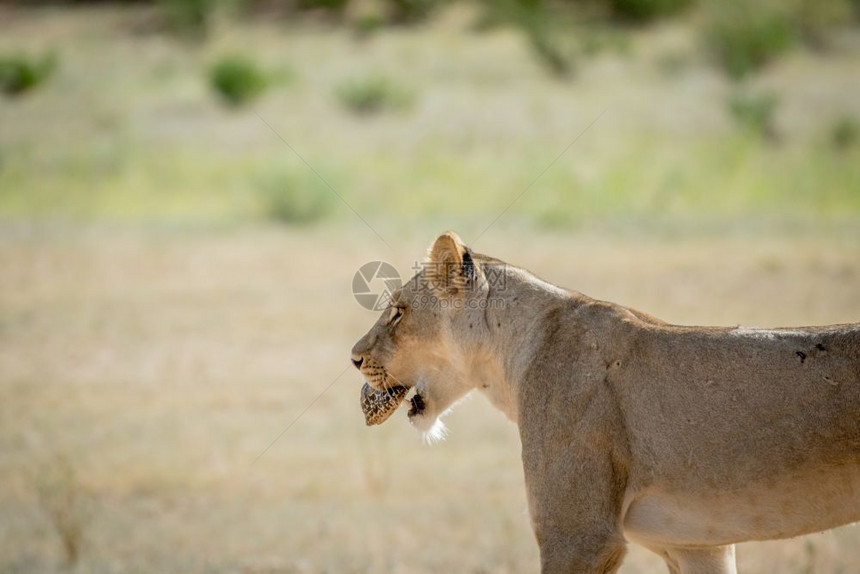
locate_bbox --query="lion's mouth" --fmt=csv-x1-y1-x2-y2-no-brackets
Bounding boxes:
359,370,387,392
360,378,425,426
360,381,409,426
357,364,427,426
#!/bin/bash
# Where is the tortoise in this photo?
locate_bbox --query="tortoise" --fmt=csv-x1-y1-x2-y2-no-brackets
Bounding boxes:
360,382,409,426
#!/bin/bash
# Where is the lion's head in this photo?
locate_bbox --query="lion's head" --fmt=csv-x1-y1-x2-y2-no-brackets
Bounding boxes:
350,231,495,439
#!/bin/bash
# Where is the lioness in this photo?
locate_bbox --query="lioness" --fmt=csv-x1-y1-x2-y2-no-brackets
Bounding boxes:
350,232,860,574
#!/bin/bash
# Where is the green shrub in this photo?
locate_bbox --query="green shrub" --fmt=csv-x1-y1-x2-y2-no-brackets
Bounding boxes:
159,0,242,37
831,117,859,150
353,14,386,38
385,0,443,23
256,169,337,225
335,76,413,115
297,0,350,14
483,0,576,78
209,54,269,108
791,0,853,46
610,0,691,22
159,0,214,35
527,27,575,78
0,52,56,97
728,91,779,140
702,0,795,80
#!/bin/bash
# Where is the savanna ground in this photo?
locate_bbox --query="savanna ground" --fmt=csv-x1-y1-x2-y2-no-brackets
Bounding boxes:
1,3,860,573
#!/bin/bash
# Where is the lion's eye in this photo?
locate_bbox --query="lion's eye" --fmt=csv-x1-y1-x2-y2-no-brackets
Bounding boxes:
389,306,404,325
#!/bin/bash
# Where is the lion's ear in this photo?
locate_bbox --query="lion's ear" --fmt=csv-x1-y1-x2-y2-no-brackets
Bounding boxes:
428,231,465,267
426,231,475,295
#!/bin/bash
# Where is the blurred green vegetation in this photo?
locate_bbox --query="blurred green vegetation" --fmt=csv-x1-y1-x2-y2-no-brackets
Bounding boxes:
209,53,270,107
386,0,447,23
609,0,690,22
474,0,575,77
0,52,57,97
297,0,351,15
524,137,860,230
792,0,855,46
832,117,859,151
727,91,779,142
29,0,855,80
335,76,414,115
150,0,859,70
701,0,795,80
0,2,858,232
2,133,858,230
255,167,338,224
159,0,241,37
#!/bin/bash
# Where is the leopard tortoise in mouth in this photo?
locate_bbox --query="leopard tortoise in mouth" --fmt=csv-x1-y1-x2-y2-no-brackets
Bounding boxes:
360,382,409,426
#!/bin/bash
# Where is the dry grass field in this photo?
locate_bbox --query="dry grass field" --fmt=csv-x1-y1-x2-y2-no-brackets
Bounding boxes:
1,227,859,573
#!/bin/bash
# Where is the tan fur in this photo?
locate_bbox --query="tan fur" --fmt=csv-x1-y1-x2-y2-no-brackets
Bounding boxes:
351,232,860,574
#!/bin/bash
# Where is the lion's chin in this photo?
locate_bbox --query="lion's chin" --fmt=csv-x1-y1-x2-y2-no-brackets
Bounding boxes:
410,414,447,443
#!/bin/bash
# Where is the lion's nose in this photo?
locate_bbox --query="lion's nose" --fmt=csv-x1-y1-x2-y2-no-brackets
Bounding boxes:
351,355,364,370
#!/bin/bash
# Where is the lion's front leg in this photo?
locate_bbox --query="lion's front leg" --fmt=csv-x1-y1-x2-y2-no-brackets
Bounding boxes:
522,438,628,574
536,529,626,574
